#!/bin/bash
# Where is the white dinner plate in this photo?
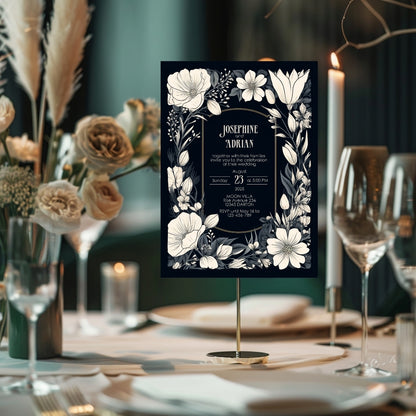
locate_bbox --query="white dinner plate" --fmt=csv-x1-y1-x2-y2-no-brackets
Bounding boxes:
98,369,391,416
149,303,360,335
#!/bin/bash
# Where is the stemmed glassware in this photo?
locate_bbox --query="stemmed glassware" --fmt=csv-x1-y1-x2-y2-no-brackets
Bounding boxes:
332,145,392,377
1,217,59,395
65,214,107,335
379,153,416,391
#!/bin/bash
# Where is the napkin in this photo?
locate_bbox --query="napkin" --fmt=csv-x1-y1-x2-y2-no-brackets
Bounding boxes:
128,371,389,415
191,294,310,326
132,373,270,414
0,351,99,376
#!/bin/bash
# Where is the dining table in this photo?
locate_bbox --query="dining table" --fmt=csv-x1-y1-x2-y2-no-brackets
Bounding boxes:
0,307,412,416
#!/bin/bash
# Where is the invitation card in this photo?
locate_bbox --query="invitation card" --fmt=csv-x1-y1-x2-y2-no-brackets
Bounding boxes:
161,61,317,278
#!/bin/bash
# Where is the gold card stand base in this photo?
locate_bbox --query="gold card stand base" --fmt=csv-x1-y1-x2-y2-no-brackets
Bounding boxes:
207,351,269,365
207,278,269,365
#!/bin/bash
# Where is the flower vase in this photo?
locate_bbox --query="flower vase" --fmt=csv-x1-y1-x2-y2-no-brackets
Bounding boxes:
7,220,63,360
7,262,63,359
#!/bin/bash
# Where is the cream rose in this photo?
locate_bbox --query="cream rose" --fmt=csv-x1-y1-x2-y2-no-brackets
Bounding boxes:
0,134,39,162
32,180,84,234
0,96,15,133
116,98,145,140
75,116,134,173
81,174,123,221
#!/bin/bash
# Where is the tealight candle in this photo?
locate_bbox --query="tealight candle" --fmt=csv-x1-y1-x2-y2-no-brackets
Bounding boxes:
326,52,344,289
101,261,139,325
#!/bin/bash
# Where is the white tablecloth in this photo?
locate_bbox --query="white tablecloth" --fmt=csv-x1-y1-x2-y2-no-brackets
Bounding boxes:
0,312,403,415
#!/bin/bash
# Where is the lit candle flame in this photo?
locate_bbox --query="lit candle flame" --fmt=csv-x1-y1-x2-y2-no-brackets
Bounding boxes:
330,52,340,70
114,262,125,274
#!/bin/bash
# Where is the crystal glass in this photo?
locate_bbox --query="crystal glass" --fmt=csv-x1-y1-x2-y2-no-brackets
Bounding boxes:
1,217,59,394
379,153,416,391
65,214,107,335
332,145,392,377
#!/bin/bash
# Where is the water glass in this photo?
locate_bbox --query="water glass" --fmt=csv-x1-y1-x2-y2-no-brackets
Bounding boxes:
396,313,414,388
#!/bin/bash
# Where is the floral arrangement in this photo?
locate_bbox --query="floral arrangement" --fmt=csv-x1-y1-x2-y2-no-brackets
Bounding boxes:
165,66,311,272
0,0,160,338
0,0,160,231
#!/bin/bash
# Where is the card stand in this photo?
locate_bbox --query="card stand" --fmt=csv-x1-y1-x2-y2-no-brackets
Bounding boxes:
206,278,269,365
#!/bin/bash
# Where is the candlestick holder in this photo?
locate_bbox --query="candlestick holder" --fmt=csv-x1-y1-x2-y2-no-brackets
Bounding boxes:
101,261,139,327
316,287,351,348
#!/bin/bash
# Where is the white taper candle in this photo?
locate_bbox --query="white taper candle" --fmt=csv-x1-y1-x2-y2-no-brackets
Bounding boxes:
326,52,344,289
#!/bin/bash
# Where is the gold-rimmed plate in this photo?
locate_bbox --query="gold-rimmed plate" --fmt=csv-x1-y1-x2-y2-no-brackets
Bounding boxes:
149,303,360,335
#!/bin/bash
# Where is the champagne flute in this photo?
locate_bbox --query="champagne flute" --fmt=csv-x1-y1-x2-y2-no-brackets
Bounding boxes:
1,217,59,395
65,214,107,335
379,153,416,391
332,145,392,377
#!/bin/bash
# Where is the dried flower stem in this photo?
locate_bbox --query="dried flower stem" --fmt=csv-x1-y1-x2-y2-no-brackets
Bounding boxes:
35,85,47,177
31,98,38,143
110,158,152,182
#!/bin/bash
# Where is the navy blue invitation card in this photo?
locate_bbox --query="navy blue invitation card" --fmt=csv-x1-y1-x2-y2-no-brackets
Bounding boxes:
161,61,317,278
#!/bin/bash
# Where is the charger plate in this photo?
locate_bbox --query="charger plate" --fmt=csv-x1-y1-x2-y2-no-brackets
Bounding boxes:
149,303,360,335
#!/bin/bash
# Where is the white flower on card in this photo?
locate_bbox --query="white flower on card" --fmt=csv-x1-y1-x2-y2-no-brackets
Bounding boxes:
236,70,267,102
167,68,211,111
282,143,297,165
268,69,309,109
167,166,183,192
167,212,205,257
267,228,309,269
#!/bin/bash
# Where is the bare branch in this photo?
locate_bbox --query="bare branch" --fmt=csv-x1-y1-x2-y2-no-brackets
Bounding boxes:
265,0,283,19
361,0,390,34
267,0,416,55
336,27,416,53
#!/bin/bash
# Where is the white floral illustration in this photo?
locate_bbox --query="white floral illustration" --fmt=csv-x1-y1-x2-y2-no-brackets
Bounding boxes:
236,70,267,102
268,69,310,109
167,68,211,111
267,228,309,269
293,103,311,131
167,212,206,257
165,65,313,272
167,166,183,192
199,243,233,269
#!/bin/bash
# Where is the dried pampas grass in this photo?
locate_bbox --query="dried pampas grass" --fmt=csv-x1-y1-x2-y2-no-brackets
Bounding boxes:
44,0,91,127
0,0,43,102
0,54,8,94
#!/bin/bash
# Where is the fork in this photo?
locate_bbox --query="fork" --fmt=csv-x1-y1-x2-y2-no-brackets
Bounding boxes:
33,392,70,416
62,385,95,416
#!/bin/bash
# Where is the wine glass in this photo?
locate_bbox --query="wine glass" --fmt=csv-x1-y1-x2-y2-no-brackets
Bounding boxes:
379,153,416,391
1,217,59,395
65,214,107,335
332,145,392,377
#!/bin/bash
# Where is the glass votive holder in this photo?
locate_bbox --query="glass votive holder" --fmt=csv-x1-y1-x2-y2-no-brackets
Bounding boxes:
396,313,414,387
101,261,139,326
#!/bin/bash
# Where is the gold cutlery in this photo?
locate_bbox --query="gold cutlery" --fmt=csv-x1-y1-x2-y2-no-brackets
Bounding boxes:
33,392,70,416
62,385,95,416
